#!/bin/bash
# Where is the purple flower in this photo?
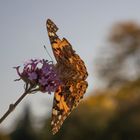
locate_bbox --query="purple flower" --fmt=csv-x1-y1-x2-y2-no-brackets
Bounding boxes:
28,72,37,80
15,59,61,94
45,85,55,94
39,77,48,86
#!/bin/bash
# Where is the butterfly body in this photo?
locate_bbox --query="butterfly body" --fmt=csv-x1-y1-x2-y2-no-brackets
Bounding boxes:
46,19,88,134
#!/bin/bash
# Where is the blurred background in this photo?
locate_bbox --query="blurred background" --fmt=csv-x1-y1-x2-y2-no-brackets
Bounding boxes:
0,0,140,140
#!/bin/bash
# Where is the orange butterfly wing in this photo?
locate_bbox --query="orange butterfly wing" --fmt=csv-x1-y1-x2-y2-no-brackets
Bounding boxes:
46,19,88,134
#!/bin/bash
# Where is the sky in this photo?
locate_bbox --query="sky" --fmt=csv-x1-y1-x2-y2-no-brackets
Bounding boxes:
1,0,140,132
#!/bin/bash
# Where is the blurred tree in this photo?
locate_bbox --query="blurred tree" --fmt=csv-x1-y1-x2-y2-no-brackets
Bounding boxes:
0,132,10,140
95,22,140,88
10,105,38,140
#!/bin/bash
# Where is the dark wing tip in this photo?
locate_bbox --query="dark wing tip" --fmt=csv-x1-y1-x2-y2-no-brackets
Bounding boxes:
46,19,58,32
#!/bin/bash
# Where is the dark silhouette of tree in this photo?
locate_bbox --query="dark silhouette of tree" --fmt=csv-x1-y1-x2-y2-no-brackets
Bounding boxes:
10,105,38,140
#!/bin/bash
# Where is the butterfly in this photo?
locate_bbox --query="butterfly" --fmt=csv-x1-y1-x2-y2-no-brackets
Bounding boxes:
46,19,88,135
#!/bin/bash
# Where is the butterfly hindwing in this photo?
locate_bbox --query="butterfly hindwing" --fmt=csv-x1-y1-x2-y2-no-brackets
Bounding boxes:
51,80,88,134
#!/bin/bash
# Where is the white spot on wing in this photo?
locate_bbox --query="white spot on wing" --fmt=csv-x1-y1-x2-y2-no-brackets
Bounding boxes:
52,109,58,115
58,115,61,120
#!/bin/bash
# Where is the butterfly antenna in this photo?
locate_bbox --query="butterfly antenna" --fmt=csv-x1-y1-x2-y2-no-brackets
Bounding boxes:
43,45,54,63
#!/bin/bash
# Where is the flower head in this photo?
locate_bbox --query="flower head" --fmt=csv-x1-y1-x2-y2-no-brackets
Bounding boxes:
15,59,61,94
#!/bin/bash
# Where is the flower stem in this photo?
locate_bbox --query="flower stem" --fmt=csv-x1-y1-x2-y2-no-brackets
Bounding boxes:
0,88,31,124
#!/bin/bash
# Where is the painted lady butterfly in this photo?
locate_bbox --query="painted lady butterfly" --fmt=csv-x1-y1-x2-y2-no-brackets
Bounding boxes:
46,19,88,134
